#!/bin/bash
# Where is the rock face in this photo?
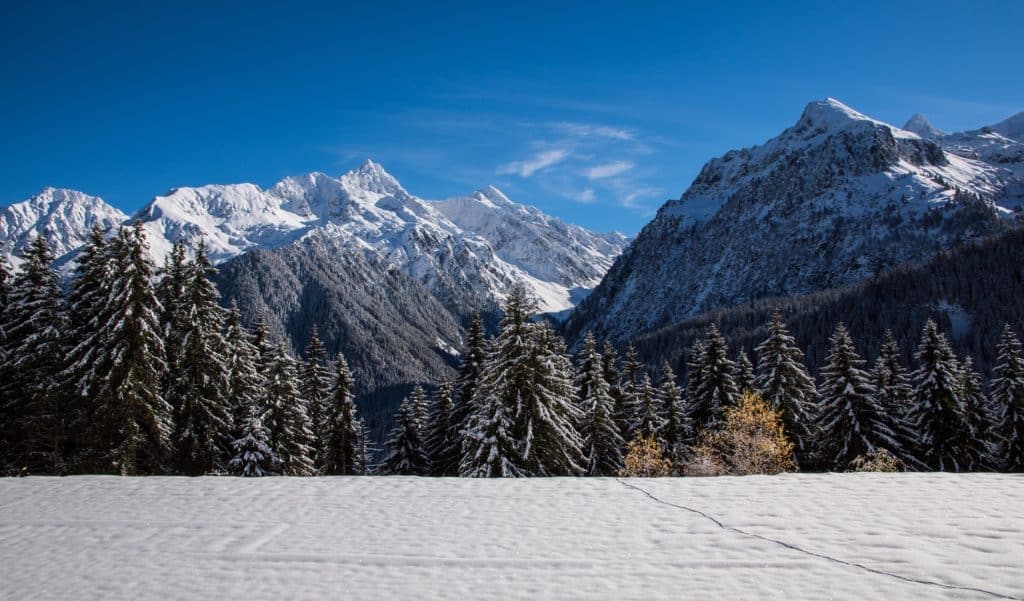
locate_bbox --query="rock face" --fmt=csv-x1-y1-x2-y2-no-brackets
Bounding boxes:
565,98,1022,343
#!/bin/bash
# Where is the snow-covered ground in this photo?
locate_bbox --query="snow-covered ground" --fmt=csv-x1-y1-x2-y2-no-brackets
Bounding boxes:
1,475,1021,600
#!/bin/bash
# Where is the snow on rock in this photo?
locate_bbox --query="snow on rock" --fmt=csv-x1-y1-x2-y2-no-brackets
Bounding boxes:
0,474,1021,600
989,111,1024,143
903,113,946,140
568,98,1022,342
0,188,128,268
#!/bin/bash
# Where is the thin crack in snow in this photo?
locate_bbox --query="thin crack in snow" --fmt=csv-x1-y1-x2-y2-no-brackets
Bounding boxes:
615,478,1021,601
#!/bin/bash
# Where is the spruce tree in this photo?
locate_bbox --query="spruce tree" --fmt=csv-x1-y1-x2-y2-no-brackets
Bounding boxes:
80,224,172,474
601,341,627,436
816,324,905,470
633,373,666,443
959,357,995,469
0,252,10,311
993,324,1024,471
451,314,486,458
321,354,364,475
155,240,189,395
617,344,643,440
736,350,756,393
576,335,622,476
906,320,977,471
683,339,706,441
408,384,430,439
871,330,914,416
229,403,279,477
425,377,459,476
223,300,262,437
754,313,816,463
381,392,430,475
460,355,524,477
0,236,66,473
169,242,233,475
250,309,275,372
300,325,331,463
657,361,689,466
687,324,739,434
262,341,315,476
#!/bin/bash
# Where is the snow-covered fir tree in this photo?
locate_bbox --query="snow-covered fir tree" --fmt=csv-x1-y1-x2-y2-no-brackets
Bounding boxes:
754,313,817,463
76,223,172,474
992,324,1024,471
452,313,486,438
576,333,622,476
261,341,316,476
425,377,459,476
959,356,996,469
632,373,666,444
460,356,524,478
0,252,10,311
657,361,689,466
0,236,66,473
300,325,331,464
223,299,262,437
906,320,979,471
521,320,584,475
408,384,430,440
250,309,275,373
229,403,279,477
735,350,756,393
683,339,706,441
616,343,643,440
155,239,189,393
320,354,364,475
871,330,914,416
601,341,627,436
687,324,739,434
169,242,233,475
816,323,905,470
381,391,430,476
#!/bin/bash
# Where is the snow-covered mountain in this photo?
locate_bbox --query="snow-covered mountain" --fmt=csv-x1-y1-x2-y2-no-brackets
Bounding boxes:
1,161,626,315
0,188,128,268
566,98,1022,342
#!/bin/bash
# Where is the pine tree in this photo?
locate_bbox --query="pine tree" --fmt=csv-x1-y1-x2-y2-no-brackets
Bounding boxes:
381,392,430,475
576,334,622,476
601,341,627,435
250,309,275,372
906,320,978,471
657,361,689,466
223,300,262,437
460,355,524,477
687,324,739,433
736,350,756,393
993,324,1024,471
300,325,331,464
754,313,816,463
155,239,189,398
425,377,459,476
959,357,995,469
816,324,906,470
683,339,706,442
229,403,279,477
871,330,914,416
169,242,233,475
261,341,315,476
632,373,666,443
452,314,486,456
0,236,66,473
617,344,643,440
59,226,112,463
408,384,430,439
321,354,364,475
79,223,172,474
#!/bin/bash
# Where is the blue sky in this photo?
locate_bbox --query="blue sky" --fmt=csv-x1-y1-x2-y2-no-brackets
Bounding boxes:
2,1,1022,234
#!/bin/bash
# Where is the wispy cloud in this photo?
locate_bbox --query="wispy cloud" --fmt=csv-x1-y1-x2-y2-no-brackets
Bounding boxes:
583,161,634,180
571,188,596,203
497,149,570,177
553,122,635,140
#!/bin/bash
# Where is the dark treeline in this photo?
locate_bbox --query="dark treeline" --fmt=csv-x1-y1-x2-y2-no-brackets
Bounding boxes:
632,227,1024,380
381,285,1024,476
0,224,368,476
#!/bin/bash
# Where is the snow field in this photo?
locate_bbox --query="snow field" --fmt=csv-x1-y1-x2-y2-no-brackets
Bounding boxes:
1,474,1022,600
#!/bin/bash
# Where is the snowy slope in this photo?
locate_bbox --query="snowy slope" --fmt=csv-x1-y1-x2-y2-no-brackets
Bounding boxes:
567,98,1019,342
1,475,1021,601
0,187,127,268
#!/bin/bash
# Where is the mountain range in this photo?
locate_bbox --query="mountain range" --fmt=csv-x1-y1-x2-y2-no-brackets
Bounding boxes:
564,98,1024,344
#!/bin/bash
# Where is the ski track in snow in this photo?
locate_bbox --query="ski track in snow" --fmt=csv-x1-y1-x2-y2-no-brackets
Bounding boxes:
0,474,1022,600
615,478,1022,601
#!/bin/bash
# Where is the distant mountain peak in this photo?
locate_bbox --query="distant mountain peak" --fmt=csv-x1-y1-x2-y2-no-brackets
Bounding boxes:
903,113,945,139
341,159,405,196
988,111,1024,142
797,98,874,130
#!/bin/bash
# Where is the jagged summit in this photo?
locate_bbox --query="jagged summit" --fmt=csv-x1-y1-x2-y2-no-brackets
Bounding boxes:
798,98,874,128
341,159,405,196
903,113,946,139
